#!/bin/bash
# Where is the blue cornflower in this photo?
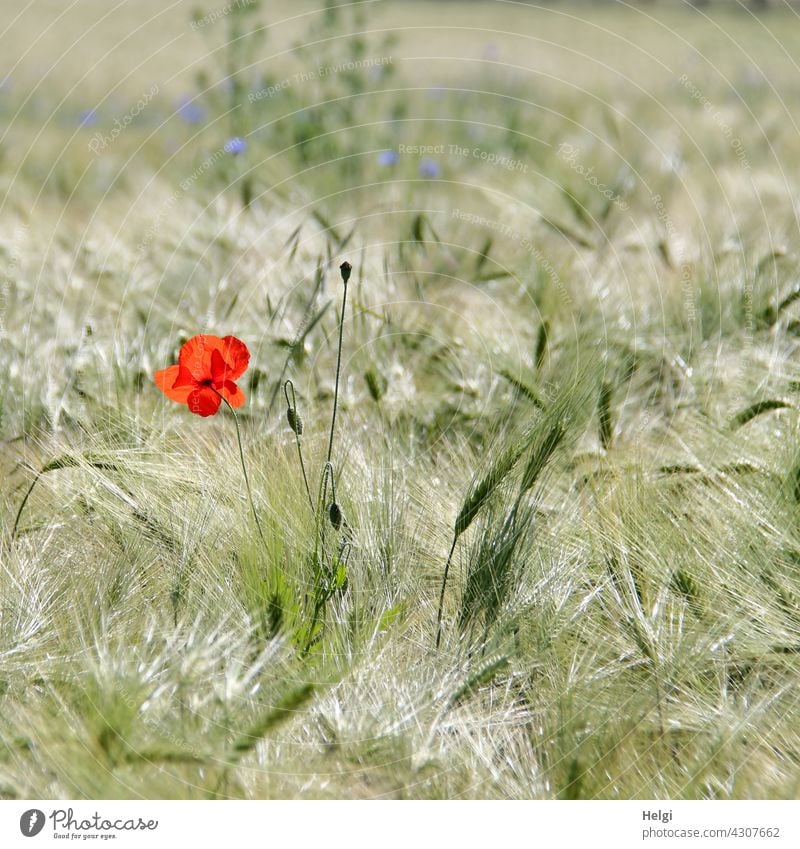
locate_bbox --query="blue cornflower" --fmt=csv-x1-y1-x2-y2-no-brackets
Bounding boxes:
177,96,206,125
419,158,441,179
224,136,247,155
377,149,399,167
79,109,98,127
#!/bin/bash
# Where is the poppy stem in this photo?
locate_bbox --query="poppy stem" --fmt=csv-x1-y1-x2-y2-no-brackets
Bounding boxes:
219,395,265,545
326,265,350,468
283,380,314,514
315,461,335,557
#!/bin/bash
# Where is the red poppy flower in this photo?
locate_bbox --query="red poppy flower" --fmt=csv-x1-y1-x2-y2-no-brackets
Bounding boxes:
154,334,250,416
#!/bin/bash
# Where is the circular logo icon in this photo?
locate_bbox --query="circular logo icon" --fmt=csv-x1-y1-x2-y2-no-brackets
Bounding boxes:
19,810,46,837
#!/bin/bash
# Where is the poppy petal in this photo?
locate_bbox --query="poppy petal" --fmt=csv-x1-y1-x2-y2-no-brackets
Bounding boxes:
210,348,228,383
172,365,197,389
187,386,222,417
220,379,245,408
154,365,193,403
220,336,250,380
179,334,225,381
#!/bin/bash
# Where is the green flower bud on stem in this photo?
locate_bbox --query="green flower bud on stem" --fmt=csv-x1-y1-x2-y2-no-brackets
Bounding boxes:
287,406,304,435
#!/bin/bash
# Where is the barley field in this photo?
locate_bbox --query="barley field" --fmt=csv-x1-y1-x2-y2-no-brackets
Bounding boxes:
2,0,800,800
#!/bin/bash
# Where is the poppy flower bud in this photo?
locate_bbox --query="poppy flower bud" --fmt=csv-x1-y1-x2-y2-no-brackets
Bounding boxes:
287,407,304,435
329,502,343,530
339,261,352,284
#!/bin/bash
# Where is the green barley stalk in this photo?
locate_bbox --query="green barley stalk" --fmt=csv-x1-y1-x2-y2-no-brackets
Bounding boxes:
436,422,550,648
729,398,792,430
436,357,596,647
12,457,121,541
598,380,614,450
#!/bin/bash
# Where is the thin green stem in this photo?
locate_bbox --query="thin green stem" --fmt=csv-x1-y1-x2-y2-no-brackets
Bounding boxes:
11,469,44,541
315,462,335,556
303,592,327,657
303,462,337,657
295,439,313,513
267,264,326,415
284,380,314,514
435,534,459,649
218,394,265,545
326,278,348,467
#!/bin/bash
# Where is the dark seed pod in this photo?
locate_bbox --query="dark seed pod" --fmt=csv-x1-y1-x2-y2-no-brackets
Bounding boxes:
287,407,304,435
329,502,342,530
364,368,387,403
339,261,352,283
